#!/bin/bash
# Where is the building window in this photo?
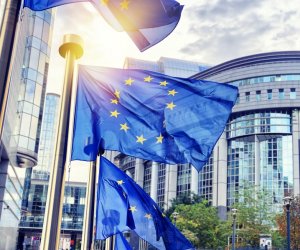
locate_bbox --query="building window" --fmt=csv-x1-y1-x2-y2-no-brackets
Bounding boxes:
236,94,240,104
267,89,272,100
143,161,152,195
279,89,284,100
177,164,191,196
256,91,261,101
290,88,296,99
245,92,250,102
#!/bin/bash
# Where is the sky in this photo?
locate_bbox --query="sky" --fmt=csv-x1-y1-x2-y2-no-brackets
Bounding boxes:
47,0,300,94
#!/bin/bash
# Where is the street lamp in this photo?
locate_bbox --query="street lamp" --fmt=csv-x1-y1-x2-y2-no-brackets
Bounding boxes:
172,211,179,226
232,208,238,250
283,196,293,250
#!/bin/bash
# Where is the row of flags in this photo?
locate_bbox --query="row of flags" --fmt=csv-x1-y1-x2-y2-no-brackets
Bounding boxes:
19,0,238,249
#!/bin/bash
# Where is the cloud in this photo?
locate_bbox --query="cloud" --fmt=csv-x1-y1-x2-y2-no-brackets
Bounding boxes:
178,0,300,64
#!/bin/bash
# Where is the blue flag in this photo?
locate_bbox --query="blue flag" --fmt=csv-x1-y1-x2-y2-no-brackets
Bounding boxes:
71,65,238,171
96,156,195,250
23,0,183,52
115,233,132,250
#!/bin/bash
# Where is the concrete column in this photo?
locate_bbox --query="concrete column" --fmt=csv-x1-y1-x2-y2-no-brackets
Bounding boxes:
292,109,300,196
213,132,227,220
150,162,158,202
164,164,177,210
134,159,144,187
255,135,261,187
190,165,198,195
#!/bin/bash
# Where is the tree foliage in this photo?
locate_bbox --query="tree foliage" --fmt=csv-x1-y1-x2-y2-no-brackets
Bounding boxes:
171,200,231,249
230,185,279,248
276,195,300,249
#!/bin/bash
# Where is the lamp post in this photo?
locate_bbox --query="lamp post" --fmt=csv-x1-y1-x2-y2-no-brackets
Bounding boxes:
172,211,179,226
232,208,237,250
283,196,293,250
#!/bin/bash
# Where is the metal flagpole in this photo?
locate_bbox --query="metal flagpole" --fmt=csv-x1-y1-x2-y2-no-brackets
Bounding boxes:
0,0,21,140
81,159,97,250
40,34,83,250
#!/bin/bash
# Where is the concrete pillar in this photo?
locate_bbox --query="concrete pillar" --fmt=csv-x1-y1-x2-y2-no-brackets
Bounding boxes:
150,162,158,202
213,132,227,220
164,164,177,210
134,159,144,187
255,135,261,187
292,109,300,196
190,165,198,195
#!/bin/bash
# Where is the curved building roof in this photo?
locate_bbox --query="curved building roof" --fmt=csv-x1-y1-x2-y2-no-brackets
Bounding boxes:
193,51,300,79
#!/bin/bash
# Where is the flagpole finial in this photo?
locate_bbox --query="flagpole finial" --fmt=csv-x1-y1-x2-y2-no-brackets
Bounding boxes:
59,34,84,59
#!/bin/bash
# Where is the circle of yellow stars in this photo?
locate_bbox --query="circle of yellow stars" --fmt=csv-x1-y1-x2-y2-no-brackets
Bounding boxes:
108,74,179,146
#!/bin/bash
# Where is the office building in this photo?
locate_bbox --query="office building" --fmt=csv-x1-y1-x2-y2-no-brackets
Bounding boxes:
0,8,54,249
194,51,299,218
18,93,87,249
119,53,300,220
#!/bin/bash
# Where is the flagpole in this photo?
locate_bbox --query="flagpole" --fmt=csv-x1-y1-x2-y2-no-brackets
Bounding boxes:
0,0,21,140
81,159,97,250
40,34,83,250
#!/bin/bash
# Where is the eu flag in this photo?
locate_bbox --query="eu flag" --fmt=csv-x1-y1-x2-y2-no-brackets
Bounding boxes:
96,156,195,250
71,65,238,171
23,0,183,52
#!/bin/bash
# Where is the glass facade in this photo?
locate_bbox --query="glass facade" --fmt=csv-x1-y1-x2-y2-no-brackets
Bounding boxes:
0,163,25,250
119,155,136,179
177,164,191,196
157,163,166,208
227,111,292,139
226,111,293,211
198,156,213,204
229,74,300,87
14,10,53,158
19,93,86,248
227,140,255,207
143,161,152,195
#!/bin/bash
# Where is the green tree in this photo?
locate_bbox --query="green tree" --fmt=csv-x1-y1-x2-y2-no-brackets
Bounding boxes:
173,201,231,249
165,191,202,217
231,185,277,247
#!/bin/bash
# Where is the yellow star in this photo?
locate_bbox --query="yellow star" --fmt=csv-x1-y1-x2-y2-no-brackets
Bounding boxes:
111,99,118,104
156,134,164,144
120,123,130,132
160,80,168,86
120,0,130,10
136,135,146,144
145,213,152,220
166,102,176,110
129,206,137,212
100,0,109,5
110,110,120,118
117,180,124,185
125,77,134,86
144,76,153,82
114,90,120,99
168,89,178,96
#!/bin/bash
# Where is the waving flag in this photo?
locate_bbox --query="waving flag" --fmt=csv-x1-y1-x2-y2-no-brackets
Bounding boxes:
23,0,183,51
71,65,238,171
96,156,195,250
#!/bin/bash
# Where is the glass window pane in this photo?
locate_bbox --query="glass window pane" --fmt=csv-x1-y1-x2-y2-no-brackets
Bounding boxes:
29,47,40,70
34,84,42,106
20,114,31,136
33,17,43,38
25,80,36,103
